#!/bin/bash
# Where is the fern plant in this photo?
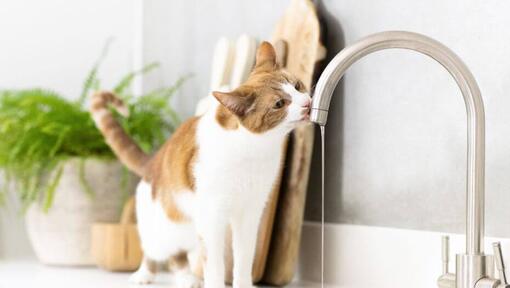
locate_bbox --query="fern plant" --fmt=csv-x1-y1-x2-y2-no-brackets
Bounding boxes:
0,44,186,212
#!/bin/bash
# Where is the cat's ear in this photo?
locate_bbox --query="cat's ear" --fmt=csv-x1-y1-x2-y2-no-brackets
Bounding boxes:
254,41,277,71
213,91,254,117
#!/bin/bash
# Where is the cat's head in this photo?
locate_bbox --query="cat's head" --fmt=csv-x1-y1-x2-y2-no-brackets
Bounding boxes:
212,41,311,134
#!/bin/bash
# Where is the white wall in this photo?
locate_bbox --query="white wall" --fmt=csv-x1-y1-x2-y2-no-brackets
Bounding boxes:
0,0,136,98
304,0,510,237
139,0,510,238
0,0,136,258
140,0,289,117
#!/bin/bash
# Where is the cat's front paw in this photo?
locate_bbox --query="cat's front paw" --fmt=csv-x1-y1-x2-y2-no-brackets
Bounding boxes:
232,280,256,288
176,273,202,288
128,270,155,285
203,282,225,288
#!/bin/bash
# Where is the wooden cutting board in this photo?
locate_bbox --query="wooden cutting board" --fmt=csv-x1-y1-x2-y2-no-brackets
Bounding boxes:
262,0,326,285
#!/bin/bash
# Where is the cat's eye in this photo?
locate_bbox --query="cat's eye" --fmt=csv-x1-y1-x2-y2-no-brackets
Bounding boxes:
294,81,303,91
274,99,285,109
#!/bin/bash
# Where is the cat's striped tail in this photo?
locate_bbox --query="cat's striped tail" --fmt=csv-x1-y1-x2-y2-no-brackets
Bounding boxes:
90,91,150,177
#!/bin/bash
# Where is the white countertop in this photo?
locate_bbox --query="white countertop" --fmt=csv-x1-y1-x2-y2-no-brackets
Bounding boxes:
0,260,334,288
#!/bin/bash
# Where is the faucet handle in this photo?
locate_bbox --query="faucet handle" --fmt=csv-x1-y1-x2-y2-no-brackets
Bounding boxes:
493,242,509,286
442,236,450,274
438,236,456,288
437,235,456,288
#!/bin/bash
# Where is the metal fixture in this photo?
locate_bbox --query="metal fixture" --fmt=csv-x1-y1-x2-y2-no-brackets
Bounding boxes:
309,31,506,288
493,243,510,287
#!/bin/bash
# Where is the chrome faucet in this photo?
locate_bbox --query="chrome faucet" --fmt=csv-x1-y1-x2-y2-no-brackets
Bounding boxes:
310,31,508,288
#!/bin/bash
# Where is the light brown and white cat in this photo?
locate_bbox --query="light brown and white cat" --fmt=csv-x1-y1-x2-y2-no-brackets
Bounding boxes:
90,42,311,288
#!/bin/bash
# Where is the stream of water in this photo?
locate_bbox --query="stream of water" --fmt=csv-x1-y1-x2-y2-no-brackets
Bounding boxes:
320,125,325,288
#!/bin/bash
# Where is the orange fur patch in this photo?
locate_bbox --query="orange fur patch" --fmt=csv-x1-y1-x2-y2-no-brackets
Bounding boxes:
213,69,304,133
168,251,189,271
144,117,199,222
215,105,239,130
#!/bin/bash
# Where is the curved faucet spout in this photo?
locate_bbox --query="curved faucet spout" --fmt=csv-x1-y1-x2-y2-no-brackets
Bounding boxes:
310,31,485,256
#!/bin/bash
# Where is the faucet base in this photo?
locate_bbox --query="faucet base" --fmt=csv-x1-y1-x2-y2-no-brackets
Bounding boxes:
438,273,456,288
456,254,494,288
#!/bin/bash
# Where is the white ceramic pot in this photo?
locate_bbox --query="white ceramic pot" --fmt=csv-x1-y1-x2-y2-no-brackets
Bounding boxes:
25,158,138,266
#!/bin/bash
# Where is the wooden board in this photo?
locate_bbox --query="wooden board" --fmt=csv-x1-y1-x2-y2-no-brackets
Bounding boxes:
92,197,142,272
262,0,326,285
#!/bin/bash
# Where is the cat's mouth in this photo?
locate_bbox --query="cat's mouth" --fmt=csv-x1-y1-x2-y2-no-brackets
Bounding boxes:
301,104,311,121
289,106,311,124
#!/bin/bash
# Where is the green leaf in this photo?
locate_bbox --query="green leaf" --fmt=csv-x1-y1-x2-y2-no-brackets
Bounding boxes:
0,50,187,213
113,62,160,96
42,164,64,212
78,38,113,106
78,159,95,199
0,177,6,207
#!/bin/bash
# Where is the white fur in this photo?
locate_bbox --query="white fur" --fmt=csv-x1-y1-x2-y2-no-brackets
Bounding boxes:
131,82,311,288
129,257,155,284
282,83,311,124
135,182,198,262
175,271,202,288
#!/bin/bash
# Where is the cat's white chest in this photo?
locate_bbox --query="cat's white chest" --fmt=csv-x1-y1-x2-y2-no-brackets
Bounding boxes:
193,111,285,214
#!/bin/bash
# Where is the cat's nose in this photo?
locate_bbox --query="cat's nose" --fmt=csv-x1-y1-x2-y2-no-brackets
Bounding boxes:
304,102,310,108
302,99,311,109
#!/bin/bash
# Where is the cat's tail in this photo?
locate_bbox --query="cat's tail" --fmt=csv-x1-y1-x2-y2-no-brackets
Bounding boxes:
90,91,151,177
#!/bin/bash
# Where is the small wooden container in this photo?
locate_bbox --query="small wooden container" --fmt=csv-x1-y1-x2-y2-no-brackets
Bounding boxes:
91,197,142,271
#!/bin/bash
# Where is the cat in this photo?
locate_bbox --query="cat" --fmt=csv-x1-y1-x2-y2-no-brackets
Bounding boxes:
90,42,311,288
